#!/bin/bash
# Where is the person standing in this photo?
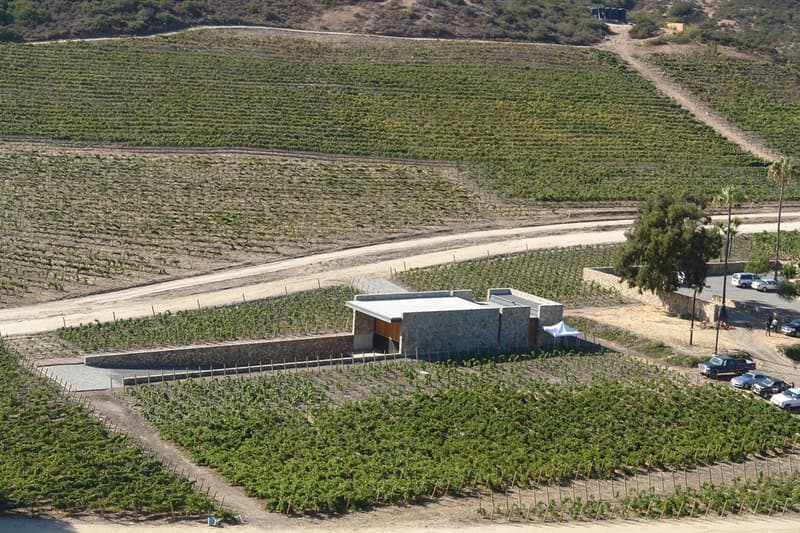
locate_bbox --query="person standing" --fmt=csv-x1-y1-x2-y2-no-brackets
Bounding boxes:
772,316,779,335
766,317,772,336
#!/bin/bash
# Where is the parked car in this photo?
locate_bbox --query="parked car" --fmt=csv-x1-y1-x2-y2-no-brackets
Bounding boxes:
698,354,756,379
752,377,794,399
781,319,800,337
770,388,800,411
731,272,759,288
751,278,777,292
730,372,770,390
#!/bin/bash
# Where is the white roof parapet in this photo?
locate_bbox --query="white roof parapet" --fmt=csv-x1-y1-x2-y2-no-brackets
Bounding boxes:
354,290,473,302
487,288,563,325
346,295,483,323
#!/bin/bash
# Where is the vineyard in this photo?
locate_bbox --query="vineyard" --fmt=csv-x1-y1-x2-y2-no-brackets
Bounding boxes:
740,230,800,264
128,351,800,514
395,245,625,307
646,52,800,159
0,29,769,202
56,286,355,352
0,147,495,304
0,343,222,518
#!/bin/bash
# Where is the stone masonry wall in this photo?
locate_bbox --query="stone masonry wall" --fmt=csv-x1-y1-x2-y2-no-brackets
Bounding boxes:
84,333,354,369
498,305,530,353
582,266,736,321
400,308,500,357
352,310,375,351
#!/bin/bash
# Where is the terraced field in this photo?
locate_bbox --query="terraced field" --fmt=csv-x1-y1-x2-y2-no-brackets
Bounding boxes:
0,343,225,518
47,245,625,355
646,52,800,159
0,29,767,203
56,286,356,352
0,148,495,304
396,245,624,307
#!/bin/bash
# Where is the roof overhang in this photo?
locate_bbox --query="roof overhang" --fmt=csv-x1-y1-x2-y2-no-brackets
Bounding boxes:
346,296,485,323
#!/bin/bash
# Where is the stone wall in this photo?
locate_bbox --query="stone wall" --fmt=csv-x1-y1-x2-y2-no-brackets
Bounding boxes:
498,305,530,353
400,308,500,357
583,266,730,320
84,333,354,369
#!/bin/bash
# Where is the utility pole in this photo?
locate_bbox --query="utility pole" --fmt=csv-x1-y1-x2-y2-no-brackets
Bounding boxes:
689,286,697,346
714,201,733,355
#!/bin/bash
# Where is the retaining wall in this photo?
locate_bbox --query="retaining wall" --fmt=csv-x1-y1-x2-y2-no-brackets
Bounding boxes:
582,264,747,321
84,333,354,369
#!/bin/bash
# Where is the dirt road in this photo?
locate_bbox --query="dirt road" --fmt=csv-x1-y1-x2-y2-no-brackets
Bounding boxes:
5,512,800,532
2,215,799,336
598,25,782,162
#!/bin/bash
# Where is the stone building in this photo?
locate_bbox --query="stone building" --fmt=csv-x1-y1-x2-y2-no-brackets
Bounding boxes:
346,288,563,358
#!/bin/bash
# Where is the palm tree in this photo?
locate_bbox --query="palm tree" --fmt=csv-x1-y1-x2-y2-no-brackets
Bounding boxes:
713,185,745,355
769,157,800,280
714,216,741,263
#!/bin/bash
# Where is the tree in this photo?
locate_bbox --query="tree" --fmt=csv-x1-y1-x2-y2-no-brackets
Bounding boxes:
629,15,659,39
745,250,772,275
769,157,800,280
614,190,722,294
714,216,741,262
713,185,745,354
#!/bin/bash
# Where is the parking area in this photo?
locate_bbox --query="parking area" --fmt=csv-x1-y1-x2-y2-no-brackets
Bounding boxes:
678,274,800,324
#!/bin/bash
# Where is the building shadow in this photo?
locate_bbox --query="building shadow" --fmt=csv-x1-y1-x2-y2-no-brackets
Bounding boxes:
0,517,78,532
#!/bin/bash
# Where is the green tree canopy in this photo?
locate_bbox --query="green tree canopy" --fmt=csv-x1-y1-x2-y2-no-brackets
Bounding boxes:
614,191,722,293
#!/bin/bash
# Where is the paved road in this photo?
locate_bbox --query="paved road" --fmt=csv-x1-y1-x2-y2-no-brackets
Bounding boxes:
683,274,800,320
2,215,800,336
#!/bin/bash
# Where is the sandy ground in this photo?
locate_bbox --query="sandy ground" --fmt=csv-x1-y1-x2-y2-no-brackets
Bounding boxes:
4,514,800,533
572,303,799,382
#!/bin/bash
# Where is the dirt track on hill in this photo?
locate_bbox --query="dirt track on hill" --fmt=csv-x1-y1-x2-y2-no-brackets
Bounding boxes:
598,25,782,162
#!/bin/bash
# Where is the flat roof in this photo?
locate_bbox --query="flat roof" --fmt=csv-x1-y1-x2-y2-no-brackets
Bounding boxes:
489,294,538,316
346,296,485,323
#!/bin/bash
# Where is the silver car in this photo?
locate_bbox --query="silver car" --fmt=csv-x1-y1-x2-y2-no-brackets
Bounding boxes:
751,278,777,292
730,372,769,390
771,388,800,411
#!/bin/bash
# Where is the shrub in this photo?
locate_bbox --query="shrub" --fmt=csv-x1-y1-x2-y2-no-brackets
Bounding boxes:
783,344,800,362
745,252,772,275
0,26,20,41
776,280,797,300
630,15,659,39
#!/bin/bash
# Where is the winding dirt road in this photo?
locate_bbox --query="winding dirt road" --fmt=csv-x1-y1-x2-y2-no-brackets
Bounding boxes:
2,214,799,336
5,23,798,533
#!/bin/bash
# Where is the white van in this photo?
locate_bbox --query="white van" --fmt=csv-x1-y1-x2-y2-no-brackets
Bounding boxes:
731,272,758,288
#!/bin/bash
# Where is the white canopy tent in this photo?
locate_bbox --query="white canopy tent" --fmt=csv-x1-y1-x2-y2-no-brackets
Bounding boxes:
543,321,581,347
543,321,580,337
